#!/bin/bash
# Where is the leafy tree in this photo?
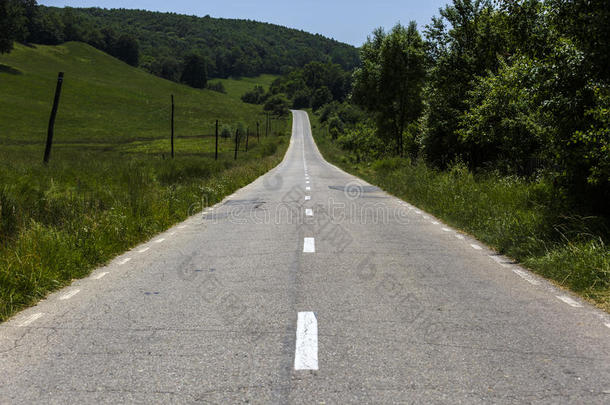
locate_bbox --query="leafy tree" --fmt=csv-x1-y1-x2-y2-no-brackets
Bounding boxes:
241,85,266,104
180,53,208,89
550,0,610,82
459,57,551,174
421,0,504,166
263,94,290,117
113,34,139,66
311,86,332,110
292,89,311,109
157,58,180,81
0,0,27,54
353,22,426,156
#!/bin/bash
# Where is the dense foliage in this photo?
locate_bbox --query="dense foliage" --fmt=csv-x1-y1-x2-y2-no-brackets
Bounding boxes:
0,2,359,79
323,0,609,215
352,22,426,157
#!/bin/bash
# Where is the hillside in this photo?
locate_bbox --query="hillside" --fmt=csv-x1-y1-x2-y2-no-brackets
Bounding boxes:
0,41,264,145
0,42,290,320
35,6,360,79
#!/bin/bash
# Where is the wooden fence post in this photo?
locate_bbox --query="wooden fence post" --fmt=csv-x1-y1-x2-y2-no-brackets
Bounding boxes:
215,119,219,161
43,72,64,164
171,95,175,159
234,129,239,160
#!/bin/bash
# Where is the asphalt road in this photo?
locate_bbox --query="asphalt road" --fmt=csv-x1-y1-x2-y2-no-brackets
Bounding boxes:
1,110,609,404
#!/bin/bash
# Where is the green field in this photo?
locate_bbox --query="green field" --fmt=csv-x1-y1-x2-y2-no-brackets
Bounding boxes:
0,43,290,321
210,74,278,100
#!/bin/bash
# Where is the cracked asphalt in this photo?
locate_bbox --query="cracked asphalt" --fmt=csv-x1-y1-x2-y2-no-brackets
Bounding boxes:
0,110,609,404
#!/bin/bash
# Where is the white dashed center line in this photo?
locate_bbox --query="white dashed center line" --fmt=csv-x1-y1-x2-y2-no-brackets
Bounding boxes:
305,196,311,201
170,232,176,236
306,187,311,191
303,238,315,253
19,313,44,327
60,289,81,300
605,323,610,329
470,244,482,250
93,272,109,280
294,312,318,370
305,209,313,217
556,295,583,308
118,258,131,266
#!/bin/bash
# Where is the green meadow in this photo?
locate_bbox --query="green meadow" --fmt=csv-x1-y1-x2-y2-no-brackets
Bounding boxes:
0,42,289,321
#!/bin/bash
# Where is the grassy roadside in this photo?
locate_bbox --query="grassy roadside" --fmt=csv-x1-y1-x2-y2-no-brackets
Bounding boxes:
309,114,610,312
0,43,290,321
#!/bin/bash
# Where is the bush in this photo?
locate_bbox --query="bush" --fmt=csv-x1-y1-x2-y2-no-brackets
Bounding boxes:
241,85,266,104
207,81,226,94
263,94,290,117
220,124,232,139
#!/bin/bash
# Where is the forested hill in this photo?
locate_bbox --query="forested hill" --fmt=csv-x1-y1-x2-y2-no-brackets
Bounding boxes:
35,6,360,79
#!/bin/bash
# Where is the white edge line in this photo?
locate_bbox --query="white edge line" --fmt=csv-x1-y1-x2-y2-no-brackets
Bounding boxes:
93,272,109,280
512,268,540,285
489,255,510,268
294,312,319,370
455,234,465,240
470,244,482,250
19,313,44,327
60,289,81,300
154,238,165,244
556,295,583,308
442,228,451,232
604,323,610,329
118,258,132,265
138,247,150,253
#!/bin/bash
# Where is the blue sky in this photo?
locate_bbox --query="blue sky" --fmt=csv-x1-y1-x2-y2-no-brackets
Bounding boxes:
39,0,449,46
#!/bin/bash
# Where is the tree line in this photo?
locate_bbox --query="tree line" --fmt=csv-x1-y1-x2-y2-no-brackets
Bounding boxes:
0,1,359,85
241,61,353,117
321,0,608,214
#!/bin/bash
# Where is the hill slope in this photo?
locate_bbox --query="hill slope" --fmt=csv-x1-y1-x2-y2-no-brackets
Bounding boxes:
0,41,264,145
35,6,360,79
0,42,289,320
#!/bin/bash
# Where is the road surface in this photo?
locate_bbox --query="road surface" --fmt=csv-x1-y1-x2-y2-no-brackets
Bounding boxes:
1,111,609,403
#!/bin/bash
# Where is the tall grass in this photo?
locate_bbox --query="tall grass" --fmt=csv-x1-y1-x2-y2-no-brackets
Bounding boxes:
311,118,610,311
0,135,288,321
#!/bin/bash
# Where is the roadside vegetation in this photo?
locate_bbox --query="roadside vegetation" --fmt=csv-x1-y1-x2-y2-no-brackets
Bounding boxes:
0,42,290,321
307,0,609,310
